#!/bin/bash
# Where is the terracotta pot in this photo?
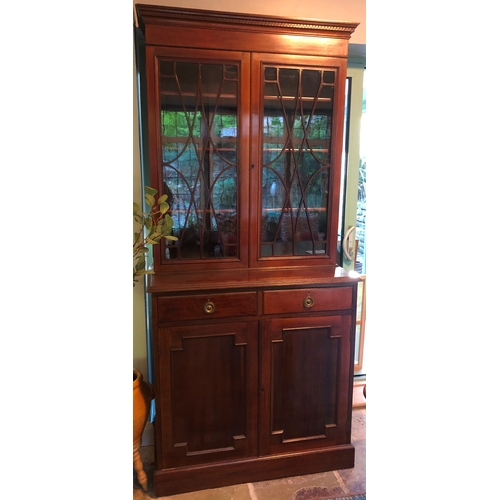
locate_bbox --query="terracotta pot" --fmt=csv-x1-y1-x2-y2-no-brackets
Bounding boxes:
133,368,154,490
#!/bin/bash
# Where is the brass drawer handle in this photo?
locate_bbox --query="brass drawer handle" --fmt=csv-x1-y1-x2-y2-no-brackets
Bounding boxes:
303,294,314,309
203,299,215,315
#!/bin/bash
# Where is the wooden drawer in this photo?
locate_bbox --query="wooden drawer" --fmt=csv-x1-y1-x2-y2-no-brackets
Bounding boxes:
262,287,352,315
157,292,258,322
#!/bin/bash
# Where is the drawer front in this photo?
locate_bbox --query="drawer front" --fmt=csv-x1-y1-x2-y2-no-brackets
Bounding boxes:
157,292,258,322
262,287,352,315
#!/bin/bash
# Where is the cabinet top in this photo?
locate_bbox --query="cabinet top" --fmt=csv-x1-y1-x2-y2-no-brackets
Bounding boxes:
146,266,361,294
134,4,359,40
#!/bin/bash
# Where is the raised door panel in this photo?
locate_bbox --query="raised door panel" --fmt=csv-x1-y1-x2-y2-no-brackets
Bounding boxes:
157,321,258,468
260,314,353,456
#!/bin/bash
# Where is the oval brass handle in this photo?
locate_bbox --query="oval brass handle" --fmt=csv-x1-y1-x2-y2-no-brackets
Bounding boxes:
303,295,314,309
203,300,215,314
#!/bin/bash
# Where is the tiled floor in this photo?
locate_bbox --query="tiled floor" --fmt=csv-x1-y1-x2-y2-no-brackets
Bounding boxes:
133,406,365,500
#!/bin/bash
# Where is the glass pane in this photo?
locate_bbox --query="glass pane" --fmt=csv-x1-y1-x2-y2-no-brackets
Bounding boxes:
260,66,334,257
338,77,351,245
158,60,239,260
356,71,367,274
354,324,361,365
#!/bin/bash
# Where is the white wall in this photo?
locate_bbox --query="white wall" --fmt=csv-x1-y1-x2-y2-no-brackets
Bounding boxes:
133,44,149,381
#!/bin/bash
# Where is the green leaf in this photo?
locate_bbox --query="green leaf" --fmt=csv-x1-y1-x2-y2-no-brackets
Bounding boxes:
133,202,140,215
158,194,168,204
148,225,160,237
159,202,169,214
164,215,174,232
160,220,174,236
145,219,152,231
145,194,155,207
135,256,146,271
146,237,159,245
165,235,178,241
144,186,157,197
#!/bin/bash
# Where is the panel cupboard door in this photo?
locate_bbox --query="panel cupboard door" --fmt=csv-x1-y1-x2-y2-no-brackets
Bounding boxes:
157,321,259,468
260,314,353,456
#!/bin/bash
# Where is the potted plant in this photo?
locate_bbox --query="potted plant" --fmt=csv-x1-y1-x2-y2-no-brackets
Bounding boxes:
133,186,177,490
133,368,154,490
133,185,177,286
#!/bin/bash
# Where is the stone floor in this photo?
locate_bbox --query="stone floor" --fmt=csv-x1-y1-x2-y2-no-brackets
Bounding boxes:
133,407,365,500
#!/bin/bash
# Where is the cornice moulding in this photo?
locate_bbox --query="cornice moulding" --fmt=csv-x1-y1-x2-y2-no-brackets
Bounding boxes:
135,4,359,39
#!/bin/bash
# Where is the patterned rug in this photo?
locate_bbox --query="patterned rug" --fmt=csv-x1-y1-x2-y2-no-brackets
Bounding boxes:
328,495,366,500
292,485,365,500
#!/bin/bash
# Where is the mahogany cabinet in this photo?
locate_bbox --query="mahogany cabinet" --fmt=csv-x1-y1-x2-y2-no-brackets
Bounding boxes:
135,5,360,496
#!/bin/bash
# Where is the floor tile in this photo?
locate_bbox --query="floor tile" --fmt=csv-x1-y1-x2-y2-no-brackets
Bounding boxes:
337,408,366,494
251,470,344,500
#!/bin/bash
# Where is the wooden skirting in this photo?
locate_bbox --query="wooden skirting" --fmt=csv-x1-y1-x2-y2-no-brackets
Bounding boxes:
153,445,355,497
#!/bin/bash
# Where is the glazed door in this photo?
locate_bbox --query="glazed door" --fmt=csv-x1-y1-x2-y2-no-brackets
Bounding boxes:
259,314,354,456
145,46,251,272
157,321,259,468
250,53,348,268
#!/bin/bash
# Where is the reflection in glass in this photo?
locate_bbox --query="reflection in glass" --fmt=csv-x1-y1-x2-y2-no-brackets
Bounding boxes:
158,60,239,260
261,66,335,257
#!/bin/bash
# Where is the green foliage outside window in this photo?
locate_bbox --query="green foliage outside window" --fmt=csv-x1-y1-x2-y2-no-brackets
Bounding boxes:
161,111,237,138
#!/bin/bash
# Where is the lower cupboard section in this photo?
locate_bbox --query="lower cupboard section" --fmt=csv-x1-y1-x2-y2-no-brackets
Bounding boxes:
153,313,356,496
